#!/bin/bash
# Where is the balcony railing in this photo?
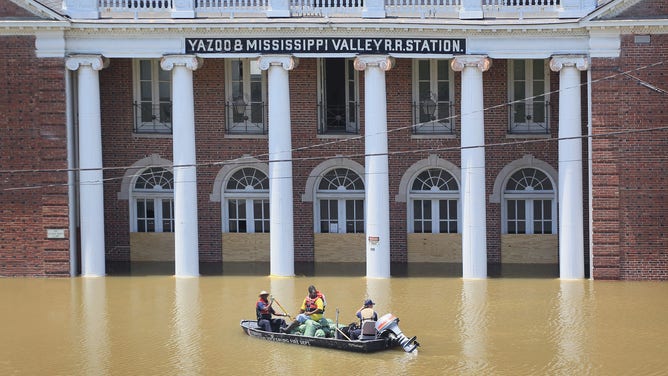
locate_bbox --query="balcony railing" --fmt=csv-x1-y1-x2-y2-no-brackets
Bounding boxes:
317,103,360,135
77,0,593,19
225,101,268,135
507,100,550,134
412,101,455,135
133,101,172,134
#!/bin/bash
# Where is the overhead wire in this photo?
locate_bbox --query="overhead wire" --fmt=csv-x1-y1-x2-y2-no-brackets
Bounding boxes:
1,58,667,192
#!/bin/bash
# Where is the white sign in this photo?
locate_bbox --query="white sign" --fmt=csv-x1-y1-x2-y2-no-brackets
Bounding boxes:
46,229,66,239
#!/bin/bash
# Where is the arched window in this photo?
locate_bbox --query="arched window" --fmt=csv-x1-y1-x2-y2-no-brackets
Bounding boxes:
503,168,556,234
224,167,269,233
132,167,174,232
409,168,459,233
316,168,365,233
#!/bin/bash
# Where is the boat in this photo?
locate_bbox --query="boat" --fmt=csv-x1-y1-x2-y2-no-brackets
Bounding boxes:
240,313,419,353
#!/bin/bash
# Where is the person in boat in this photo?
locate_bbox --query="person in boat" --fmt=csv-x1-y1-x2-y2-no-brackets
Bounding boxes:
350,299,378,340
282,285,326,335
256,290,287,333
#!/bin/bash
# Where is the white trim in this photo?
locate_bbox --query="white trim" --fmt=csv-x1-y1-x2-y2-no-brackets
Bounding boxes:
489,154,557,204
507,59,551,134
117,154,172,200
396,154,461,202
224,58,268,134
302,157,364,202
210,155,269,202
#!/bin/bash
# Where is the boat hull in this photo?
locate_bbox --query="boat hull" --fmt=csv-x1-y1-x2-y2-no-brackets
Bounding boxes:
240,320,395,353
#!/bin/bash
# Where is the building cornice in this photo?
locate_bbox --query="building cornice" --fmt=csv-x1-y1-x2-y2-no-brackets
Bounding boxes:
0,20,69,35
583,19,668,35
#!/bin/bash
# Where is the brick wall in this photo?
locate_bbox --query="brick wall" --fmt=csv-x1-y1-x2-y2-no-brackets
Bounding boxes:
0,0,37,17
91,55,571,272
591,34,668,280
0,35,69,277
609,0,668,19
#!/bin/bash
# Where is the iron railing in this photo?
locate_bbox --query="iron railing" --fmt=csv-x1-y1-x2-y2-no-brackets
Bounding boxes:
317,103,360,135
225,101,268,134
412,101,455,135
133,101,172,134
507,100,550,134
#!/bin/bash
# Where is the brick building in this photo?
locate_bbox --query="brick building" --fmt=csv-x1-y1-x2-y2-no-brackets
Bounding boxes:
0,0,666,279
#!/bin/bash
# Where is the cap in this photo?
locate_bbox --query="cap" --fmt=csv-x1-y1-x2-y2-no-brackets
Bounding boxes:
259,290,269,296
364,299,375,306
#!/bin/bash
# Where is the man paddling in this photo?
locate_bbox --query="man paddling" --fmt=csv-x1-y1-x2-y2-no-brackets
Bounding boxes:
256,290,287,333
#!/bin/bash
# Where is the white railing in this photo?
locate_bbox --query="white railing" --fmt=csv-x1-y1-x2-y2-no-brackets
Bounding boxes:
483,0,562,18
89,0,593,19
197,0,269,17
385,0,460,19
290,0,364,17
100,0,172,11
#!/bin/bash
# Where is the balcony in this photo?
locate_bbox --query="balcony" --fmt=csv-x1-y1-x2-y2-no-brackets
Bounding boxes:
412,100,455,135
66,0,597,20
133,101,172,134
317,103,360,135
225,100,268,135
507,100,551,135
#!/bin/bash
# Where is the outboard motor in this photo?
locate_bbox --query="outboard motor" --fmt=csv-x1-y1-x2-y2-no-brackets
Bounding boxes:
375,313,419,353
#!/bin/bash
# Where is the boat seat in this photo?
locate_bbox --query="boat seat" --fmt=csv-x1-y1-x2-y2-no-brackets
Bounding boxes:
359,320,377,340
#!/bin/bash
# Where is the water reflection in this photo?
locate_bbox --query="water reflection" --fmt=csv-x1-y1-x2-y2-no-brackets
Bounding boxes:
457,280,489,374
1,277,668,375
171,278,202,376
81,277,110,376
366,277,391,313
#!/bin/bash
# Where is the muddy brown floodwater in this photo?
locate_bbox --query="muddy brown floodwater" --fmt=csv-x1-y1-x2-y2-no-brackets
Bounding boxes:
1,276,667,375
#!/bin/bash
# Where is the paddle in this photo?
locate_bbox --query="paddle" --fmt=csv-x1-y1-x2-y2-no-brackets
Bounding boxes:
270,296,293,320
335,308,352,341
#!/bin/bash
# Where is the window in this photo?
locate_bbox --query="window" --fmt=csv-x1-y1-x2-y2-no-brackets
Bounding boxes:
318,58,359,135
508,59,550,134
226,59,267,134
224,167,269,233
133,59,172,134
316,168,364,233
413,59,455,134
503,168,556,234
409,168,459,233
132,167,174,232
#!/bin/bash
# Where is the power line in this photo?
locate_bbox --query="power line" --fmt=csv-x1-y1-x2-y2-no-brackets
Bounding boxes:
1,59,667,191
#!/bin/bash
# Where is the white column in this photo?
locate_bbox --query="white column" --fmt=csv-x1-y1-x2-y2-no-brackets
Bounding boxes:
550,55,589,280
259,55,298,277
451,55,491,279
354,55,394,279
66,55,108,277
161,55,202,277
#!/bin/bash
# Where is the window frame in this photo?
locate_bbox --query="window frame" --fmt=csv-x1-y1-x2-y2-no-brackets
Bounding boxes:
407,168,460,233
314,168,365,233
222,167,270,233
501,168,557,234
507,59,551,134
132,59,172,134
317,58,360,135
412,59,455,135
130,167,175,233
225,59,268,135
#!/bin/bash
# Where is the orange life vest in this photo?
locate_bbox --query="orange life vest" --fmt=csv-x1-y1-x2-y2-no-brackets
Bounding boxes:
304,296,322,312
256,298,272,320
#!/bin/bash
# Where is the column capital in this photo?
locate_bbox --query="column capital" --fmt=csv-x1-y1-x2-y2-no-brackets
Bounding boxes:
451,55,491,72
66,55,108,71
258,55,299,71
160,55,202,71
353,55,394,71
549,55,589,72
